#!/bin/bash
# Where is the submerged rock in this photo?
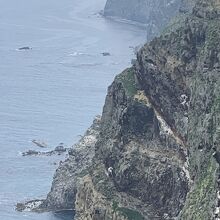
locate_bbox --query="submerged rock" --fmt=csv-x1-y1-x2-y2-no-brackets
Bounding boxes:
18,46,32,50
32,140,47,148
22,150,39,156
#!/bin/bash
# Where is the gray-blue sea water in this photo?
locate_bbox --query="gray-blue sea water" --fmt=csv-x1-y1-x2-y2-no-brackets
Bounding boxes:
0,0,146,219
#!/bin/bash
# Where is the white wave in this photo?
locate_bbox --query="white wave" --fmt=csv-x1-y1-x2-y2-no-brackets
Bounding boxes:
69,51,91,57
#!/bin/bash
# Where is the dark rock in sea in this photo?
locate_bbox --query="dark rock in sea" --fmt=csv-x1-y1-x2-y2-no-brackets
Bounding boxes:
22,144,68,157
22,150,39,156
32,140,47,148
18,46,32,50
101,52,111,56
16,203,26,212
54,144,66,152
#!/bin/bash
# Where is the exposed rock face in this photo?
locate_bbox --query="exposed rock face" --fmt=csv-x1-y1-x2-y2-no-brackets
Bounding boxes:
19,0,220,219
74,0,220,219
104,0,195,39
75,71,189,219
41,116,101,212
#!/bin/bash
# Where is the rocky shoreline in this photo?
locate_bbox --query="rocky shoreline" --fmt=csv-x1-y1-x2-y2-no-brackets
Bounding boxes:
22,145,69,157
16,116,101,213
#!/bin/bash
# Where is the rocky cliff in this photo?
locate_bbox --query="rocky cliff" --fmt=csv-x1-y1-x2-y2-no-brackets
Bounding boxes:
74,0,220,219
104,0,195,39
40,116,101,212
18,0,220,219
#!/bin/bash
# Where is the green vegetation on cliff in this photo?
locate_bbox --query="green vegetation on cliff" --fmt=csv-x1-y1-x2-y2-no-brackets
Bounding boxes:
112,201,144,220
116,68,138,97
206,21,220,50
181,157,217,219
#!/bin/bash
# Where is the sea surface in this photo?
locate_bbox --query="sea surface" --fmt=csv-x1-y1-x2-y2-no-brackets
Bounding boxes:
0,0,146,219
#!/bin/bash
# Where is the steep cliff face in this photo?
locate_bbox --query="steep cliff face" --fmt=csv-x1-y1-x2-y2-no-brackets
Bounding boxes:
74,0,220,219
104,0,195,39
75,55,189,220
35,117,101,212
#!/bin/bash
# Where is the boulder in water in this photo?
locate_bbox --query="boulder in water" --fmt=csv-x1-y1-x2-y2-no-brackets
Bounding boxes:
101,52,111,56
22,150,39,156
32,140,47,148
54,144,66,153
18,46,32,50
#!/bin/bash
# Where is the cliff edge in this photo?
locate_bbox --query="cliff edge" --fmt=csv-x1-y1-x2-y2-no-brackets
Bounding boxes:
104,0,195,39
75,0,220,219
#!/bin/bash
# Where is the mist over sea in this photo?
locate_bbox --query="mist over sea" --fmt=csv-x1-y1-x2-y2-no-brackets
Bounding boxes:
0,0,146,219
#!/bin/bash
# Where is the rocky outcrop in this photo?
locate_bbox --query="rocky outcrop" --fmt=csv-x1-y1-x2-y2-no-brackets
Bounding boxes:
104,0,195,39
41,116,101,212
75,71,189,219
74,0,220,219
22,144,68,156
16,116,101,212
